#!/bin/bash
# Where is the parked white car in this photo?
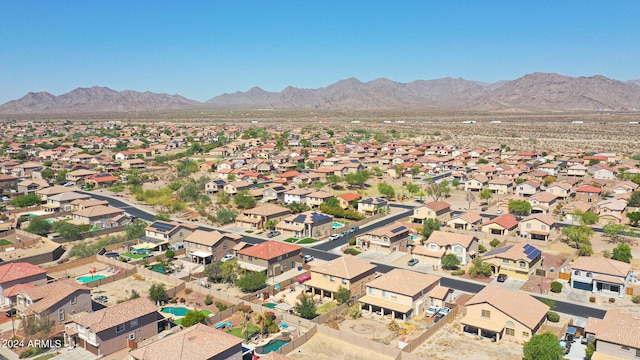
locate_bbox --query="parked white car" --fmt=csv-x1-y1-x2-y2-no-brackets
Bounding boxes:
221,254,235,262
426,305,440,317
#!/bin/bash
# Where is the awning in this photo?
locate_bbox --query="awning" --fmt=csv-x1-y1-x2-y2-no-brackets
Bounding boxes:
43,203,60,208
304,277,339,293
460,315,505,332
358,295,412,314
593,275,625,285
528,230,549,235
190,251,212,258
239,262,268,272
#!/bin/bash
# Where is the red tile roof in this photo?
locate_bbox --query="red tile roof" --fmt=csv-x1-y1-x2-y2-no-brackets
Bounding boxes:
339,193,362,202
0,262,47,284
576,185,602,193
237,240,302,260
485,214,519,230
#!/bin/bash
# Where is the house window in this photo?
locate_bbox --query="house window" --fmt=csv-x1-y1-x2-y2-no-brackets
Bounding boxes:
541,225,546,230
368,287,374,294
330,276,335,282
342,279,347,285
481,310,491,318
71,296,77,305
526,223,531,229
635,348,640,357
522,331,530,337
116,324,125,333
59,308,65,322
621,346,630,351
196,244,201,249
574,270,580,276
429,244,438,250
130,319,138,328
207,246,212,251
323,274,328,278
223,243,228,249
382,290,387,298
586,272,592,278
502,259,510,264
505,328,515,336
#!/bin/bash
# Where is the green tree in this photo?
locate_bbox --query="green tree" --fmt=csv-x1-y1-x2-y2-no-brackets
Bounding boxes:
295,293,317,320
179,183,199,202
313,180,324,191
326,174,342,188
378,183,395,198
344,171,370,189
586,342,596,360
52,221,80,239
236,271,267,292
9,194,42,208
508,199,532,216
217,191,230,205
149,283,167,303
167,181,182,191
264,219,277,230
216,208,238,225
40,168,55,180
603,223,636,244
562,225,594,251
25,218,52,236
335,286,352,305
441,254,461,270
627,211,640,226
165,249,175,259
56,169,68,185
325,197,339,207
479,189,493,204
580,211,599,225
204,262,223,283
154,213,171,221
234,190,256,209
542,176,557,186
612,243,633,263
523,332,564,360
629,191,640,207
469,256,493,278
181,310,207,327
489,238,501,248
420,218,441,242
221,258,242,284
425,181,450,202
406,183,420,197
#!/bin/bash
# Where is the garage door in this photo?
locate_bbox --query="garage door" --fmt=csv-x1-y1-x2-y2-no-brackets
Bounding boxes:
573,281,592,291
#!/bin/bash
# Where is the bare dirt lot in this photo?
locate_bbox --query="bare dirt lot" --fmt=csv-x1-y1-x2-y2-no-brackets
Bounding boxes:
287,333,395,360
90,274,171,306
413,315,523,360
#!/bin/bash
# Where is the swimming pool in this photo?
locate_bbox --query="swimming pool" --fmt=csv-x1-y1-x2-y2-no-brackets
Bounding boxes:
263,302,277,309
76,275,106,284
256,338,291,354
332,221,345,229
161,307,191,316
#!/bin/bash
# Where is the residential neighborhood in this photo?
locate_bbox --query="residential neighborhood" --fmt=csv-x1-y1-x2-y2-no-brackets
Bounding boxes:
0,121,638,360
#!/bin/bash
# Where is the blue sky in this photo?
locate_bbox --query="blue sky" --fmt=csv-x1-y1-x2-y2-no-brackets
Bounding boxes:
1,1,639,103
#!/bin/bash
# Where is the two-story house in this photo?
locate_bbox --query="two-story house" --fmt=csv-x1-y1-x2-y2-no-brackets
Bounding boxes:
305,190,334,208
305,255,376,300
355,222,409,252
66,297,161,357
570,257,632,298
338,193,362,209
546,182,572,199
205,179,227,194
410,201,452,224
596,199,627,224
223,180,253,195
359,269,442,321
483,243,543,280
185,230,243,264
487,177,514,195
461,285,549,343
142,221,198,249
575,185,602,204
283,188,312,205
45,192,92,212
357,197,388,216
236,241,302,278
16,280,91,325
262,185,289,202
465,174,489,192
515,180,541,197
585,310,640,360
275,211,333,239
129,323,243,360
413,230,478,266
0,262,48,306
235,204,291,230
518,213,555,241
567,164,588,177
528,192,558,214
72,205,127,228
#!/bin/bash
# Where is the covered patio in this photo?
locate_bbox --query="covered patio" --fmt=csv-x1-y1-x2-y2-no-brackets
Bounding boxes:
189,250,212,265
358,295,413,321
460,315,504,342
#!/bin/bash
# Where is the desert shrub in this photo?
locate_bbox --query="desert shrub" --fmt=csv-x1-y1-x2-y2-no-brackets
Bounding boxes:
589,296,596,303
489,238,501,248
204,295,213,306
478,244,487,253
547,311,560,323
632,295,640,304
239,305,252,313
215,301,228,311
608,297,615,303
348,238,356,246
550,281,563,293
451,269,465,276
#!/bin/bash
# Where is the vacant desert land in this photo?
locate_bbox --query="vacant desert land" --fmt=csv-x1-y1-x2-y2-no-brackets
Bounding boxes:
413,317,523,360
287,333,395,360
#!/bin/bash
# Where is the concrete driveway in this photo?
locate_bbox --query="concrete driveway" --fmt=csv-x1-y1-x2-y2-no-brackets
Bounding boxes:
564,338,587,360
491,276,526,291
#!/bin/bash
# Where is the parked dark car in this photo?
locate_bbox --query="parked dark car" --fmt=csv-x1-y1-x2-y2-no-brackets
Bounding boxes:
407,258,419,266
5,308,16,317
497,274,508,282
349,226,359,233
434,312,445,323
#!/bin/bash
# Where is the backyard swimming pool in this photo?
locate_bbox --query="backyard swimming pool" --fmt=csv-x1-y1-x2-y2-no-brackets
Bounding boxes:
76,275,106,284
332,221,345,229
256,338,291,354
263,303,277,309
161,307,191,316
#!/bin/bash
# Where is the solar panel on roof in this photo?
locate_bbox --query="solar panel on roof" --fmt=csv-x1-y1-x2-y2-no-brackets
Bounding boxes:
524,244,541,260
311,212,330,222
390,226,406,233
485,245,512,256
293,214,306,223
150,222,175,232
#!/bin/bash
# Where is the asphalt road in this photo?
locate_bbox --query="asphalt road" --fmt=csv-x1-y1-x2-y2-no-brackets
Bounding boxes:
84,191,606,319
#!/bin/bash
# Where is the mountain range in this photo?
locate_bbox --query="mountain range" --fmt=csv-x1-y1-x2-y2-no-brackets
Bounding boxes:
2,72,640,114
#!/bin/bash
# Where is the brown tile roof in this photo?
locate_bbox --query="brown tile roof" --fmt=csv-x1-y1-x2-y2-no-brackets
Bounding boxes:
73,205,124,218
426,231,477,248
237,240,302,260
450,211,483,225
130,323,243,360
576,185,602,193
23,280,90,315
465,285,549,329
425,201,451,212
366,222,409,238
184,230,242,247
429,285,452,300
0,262,46,284
571,257,631,277
242,204,290,217
311,255,376,280
2,283,35,297
521,213,555,226
366,269,440,297
483,243,541,262
586,310,640,349
74,296,158,333
339,193,362,202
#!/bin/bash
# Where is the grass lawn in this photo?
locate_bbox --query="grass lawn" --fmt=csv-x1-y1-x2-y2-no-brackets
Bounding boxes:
121,252,144,259
227,324,260,339
344,248,361,255
245,230,254,233
316,301,338,315
297,238,317,244
0,239,12,246
284,238,298,243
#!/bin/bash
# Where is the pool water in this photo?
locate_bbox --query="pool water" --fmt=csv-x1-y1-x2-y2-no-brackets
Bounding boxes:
332,221,345,229
150,265,165,274
161,307,190,316
263,303,277,309
76,275,106,283
256,338,291,354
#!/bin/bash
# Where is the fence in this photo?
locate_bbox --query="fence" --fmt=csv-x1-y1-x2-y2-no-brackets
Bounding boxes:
311,302,351,324
6,205,42,215
45,255,99,274
240,277,299,301
316,324,403,359
275,324,318,355
400,304,459,353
